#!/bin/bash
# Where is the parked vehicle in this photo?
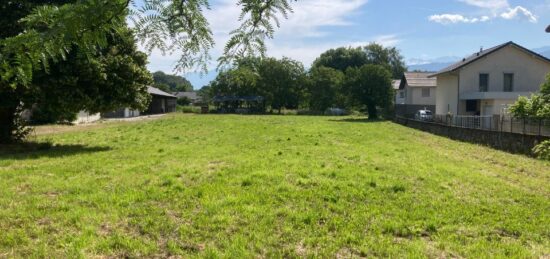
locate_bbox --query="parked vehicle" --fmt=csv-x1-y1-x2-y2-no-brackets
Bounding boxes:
415,109,433,121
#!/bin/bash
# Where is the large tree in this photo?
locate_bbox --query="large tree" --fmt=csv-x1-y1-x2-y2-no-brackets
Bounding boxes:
208,57,306,113
30,28,152,124
258,57,306,113
364,43,407,79
344,64,393,120
307,66,345,112
0,0,296,143
209,67,259,97
312,43,406,79
312,47,368,72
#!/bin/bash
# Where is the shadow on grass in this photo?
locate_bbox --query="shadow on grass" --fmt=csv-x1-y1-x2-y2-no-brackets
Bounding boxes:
0,142,111,160
329,118,386,123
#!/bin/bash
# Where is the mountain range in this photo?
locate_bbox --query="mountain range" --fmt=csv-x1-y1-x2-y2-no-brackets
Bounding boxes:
408,46,550,72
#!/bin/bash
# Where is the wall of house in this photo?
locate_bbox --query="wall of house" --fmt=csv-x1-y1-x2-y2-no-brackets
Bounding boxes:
459,45,550,95
405,87,436,106
435,74,459,115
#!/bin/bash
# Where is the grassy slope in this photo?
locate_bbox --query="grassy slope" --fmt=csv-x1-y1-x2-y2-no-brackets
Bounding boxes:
0,114,549,258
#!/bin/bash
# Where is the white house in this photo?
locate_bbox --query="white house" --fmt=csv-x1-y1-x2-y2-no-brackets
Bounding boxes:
430,42,550,116
399,72,437,106
393,80,404,105
173,91,203,105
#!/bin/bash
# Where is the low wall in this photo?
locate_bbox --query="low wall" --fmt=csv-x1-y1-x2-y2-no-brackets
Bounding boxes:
395,117,549,155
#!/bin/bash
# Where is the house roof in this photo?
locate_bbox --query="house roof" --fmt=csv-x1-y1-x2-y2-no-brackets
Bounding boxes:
429,41,550,77
147,86,177,98
392,80,401,90
399,72,436,89
213,96,264,102
174,91,200,100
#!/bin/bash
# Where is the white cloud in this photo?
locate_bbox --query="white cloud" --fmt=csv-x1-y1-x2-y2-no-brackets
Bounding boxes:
429,14,490,24
458,0,509,10
429,0,537,25
500,6,538,23
205,0,369,39
276,0,368,38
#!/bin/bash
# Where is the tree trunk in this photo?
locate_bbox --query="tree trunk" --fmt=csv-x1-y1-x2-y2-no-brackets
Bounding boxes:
367,103,378,120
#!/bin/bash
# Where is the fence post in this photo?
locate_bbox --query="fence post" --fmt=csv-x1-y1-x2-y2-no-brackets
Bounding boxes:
523,118,526,135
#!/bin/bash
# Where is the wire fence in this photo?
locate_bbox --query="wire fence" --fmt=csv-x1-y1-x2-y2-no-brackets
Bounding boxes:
400,114,550,137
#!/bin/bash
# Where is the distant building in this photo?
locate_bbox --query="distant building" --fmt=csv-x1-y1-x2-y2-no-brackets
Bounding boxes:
393,79,404,105
103,86,177,118
395,72,437,117
430,42,550,116
399,72,437,106
173,91,203,105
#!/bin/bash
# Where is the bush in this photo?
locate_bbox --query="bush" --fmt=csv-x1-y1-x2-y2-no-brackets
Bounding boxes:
533,140,550,160
177,105,201,114
177,97,192,106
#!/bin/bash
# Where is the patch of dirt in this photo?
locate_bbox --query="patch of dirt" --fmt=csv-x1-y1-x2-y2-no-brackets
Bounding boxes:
31,114,167,136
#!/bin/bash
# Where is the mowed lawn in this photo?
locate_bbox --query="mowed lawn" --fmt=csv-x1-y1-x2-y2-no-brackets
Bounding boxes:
1,115,549,258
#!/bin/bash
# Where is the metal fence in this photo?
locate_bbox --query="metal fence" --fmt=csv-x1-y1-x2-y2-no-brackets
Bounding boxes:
402,114,550,137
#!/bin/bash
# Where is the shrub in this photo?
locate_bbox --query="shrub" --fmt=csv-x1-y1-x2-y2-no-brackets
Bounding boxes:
177,97,192,106
177,106,201,114
533,140,550,161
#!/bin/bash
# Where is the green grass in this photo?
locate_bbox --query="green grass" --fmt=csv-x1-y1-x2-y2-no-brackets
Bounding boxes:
1,114,549,258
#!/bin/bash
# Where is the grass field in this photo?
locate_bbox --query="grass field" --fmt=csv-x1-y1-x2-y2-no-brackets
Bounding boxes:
1,114,549,258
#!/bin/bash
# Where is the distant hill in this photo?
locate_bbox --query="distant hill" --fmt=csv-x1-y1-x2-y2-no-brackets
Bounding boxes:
407,46,550,73
407,62,454,73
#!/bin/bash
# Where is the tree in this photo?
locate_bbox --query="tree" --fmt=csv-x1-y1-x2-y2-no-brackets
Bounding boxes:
312,47,368,72
312,44,406,79
207,56,306,113
152,71,193,93
209,67,259,97
258,57,306,113
29,28,152,124
307,66,345,112
344,65,393,120
510,75,550,160
510,75,550,119
197,85,213,104
0,0,296,143
364,43,407,79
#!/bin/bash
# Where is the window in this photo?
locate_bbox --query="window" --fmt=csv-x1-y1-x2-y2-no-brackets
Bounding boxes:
421,88,430,97
466,100,478,112
399,91,405,98
479,73,489,92
504,73,514,92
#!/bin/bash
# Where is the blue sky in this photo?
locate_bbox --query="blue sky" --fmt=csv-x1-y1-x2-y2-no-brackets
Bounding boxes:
143,0,550,89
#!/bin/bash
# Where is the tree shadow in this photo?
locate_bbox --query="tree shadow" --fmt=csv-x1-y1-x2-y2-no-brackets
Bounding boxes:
329,118,386,123
0,142,112,160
